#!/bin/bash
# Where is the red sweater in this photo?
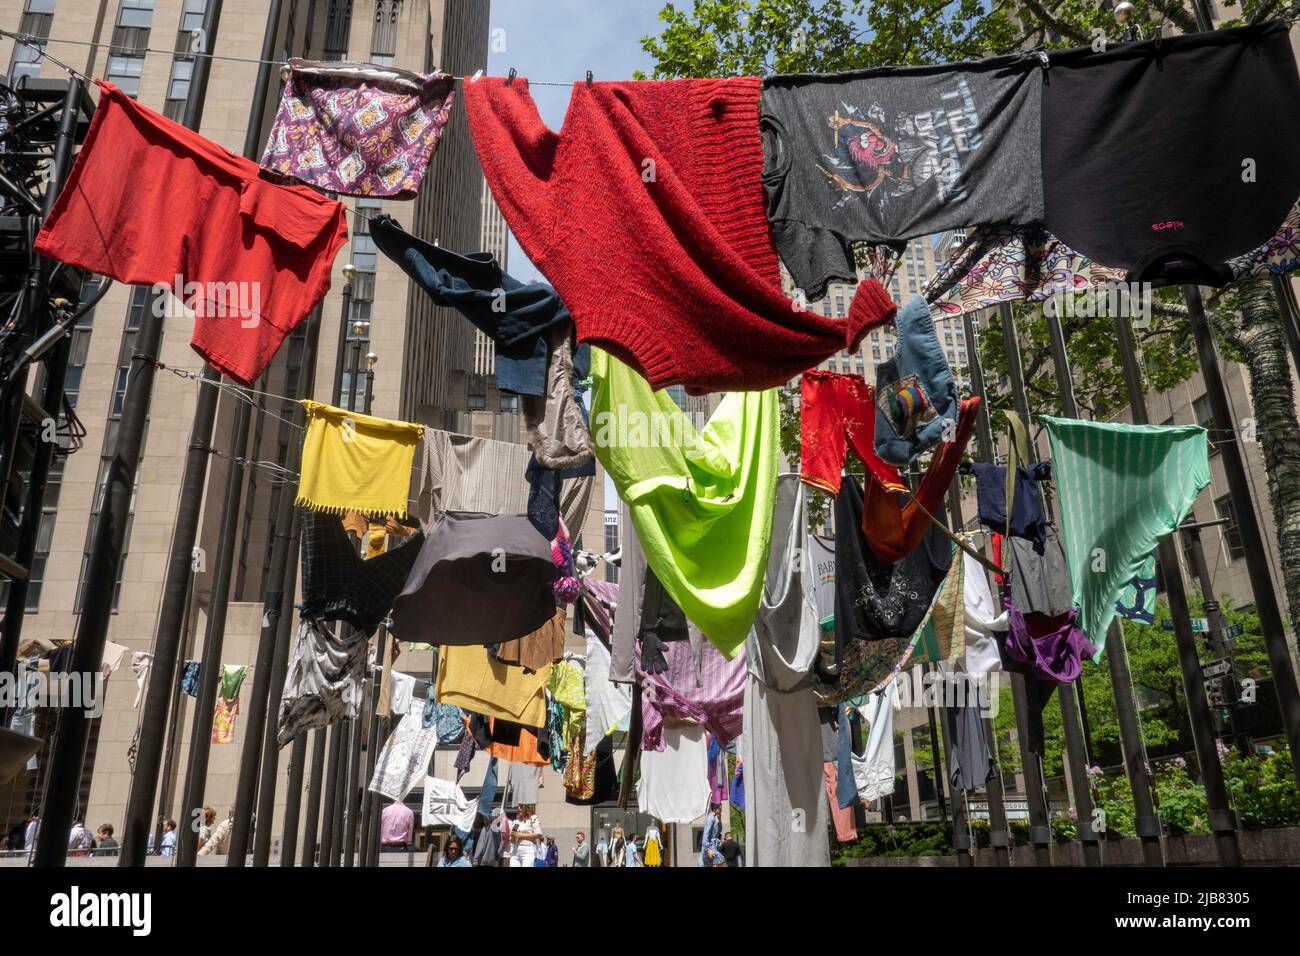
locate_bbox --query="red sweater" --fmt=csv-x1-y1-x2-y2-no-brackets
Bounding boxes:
464,76,895,392
35,81,348,386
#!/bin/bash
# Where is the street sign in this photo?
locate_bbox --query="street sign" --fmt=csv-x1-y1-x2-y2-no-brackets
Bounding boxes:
1225,623,1245,640
1161,618,1209,633
1202,658,1232,679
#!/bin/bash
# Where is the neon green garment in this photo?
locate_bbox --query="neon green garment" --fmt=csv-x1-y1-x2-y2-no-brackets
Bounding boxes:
1044,416,1209,653
589,348,779,659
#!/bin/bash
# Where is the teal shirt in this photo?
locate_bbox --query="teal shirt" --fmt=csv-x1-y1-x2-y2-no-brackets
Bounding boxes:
1044,416,1209,652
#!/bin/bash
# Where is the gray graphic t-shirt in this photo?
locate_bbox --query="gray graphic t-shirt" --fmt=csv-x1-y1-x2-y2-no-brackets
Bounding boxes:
761,57,1044,299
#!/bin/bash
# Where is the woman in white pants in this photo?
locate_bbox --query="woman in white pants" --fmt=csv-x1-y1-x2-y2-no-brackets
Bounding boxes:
508,804,543,867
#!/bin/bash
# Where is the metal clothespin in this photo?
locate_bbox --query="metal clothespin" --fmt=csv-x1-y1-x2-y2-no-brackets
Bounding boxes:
470,69,482,83
586,70,594,88
506,67,517,86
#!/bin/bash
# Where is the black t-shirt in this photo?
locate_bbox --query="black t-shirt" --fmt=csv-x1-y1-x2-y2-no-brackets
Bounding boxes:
1042,21,1300,286
718,840,741,867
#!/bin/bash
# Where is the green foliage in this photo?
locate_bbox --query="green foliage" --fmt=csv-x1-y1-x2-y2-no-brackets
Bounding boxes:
1223,750,1300,829
1153,759,1210,833
1092,771,1137,838
831,821,952,862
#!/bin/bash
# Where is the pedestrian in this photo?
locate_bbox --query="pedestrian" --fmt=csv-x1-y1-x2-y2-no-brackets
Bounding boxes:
718,831,742,867
95,824,119,857
198,809,233,856
508,804,544,867
159,819,178,857
68,818,94,855
544,836,559,867
626,833,642,867
700,804,723,866
436,834,471,867
572,830,590,867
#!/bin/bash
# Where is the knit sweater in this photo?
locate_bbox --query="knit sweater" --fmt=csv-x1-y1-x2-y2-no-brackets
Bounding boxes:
464,76,896,392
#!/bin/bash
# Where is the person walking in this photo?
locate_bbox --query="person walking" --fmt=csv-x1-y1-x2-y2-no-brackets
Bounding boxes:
572,831,591,867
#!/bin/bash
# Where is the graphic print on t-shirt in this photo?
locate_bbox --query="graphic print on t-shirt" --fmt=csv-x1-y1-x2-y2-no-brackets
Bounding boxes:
816,75,984,215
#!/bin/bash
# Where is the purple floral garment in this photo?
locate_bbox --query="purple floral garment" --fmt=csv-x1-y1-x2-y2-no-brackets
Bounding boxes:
261,59,455,200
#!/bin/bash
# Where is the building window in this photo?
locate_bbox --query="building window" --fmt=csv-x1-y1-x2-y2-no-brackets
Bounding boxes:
178,0,205,32
163,56,194,119
117,0,155,29
604,514,619,583
1192,394,1225,455
7,1,54,80
499,393,518,413
323,0,353,60
105,53,145,96
350,198,380,272
1215,495,1245,562
371,0,401,61
467,376,487,411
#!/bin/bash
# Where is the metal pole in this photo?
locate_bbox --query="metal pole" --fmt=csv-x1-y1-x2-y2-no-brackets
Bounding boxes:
320,718,344,866
36,1,228,866
1044,301,1162,864
355,359,383,867
232,301,325,866
279,734,307,866
1270,274,1300,380
330,273,355,407
154,570,198,854
1115,309,1242,866
0,77,84,685
299,729,327,866
1181,285,1300,795
119,0,275,865
329,720,348,865
974,306,1050,865
342,689,365,866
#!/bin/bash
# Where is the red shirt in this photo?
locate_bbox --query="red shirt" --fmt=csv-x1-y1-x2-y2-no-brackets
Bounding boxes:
35,81,348,386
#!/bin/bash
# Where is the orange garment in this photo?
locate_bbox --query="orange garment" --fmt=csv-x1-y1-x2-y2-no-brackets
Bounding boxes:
860,398,980,562
486,719,549,766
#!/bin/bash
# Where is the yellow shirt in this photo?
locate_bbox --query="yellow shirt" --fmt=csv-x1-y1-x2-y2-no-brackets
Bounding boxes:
436,644,550,727
295,400,424,517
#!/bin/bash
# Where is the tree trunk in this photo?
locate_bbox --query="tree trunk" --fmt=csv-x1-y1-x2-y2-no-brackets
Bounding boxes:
1226,278,1300,646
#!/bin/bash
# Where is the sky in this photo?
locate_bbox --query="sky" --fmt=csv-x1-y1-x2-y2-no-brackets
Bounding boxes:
486,0,665,282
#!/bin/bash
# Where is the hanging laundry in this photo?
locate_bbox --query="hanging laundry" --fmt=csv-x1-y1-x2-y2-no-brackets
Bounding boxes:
969,458,1049,547
938,669,994,792
547,658,587,747
435,644,550,727
800,368,979,561
760,56,1043,300
389,671,416,717
370,711,440,801
831,473,953,648
465,76,896,393
914,539,966,664
637,723,712,824
851,686,897,803
8,657,40,771
707,734,729,806
926,225,1127,320
525,455,594,541
370,214,580,396
34,81,348,386
212,697,239,744
731,760,745,811
825,706,858,810
505,761,543,804
219,664,249,700
1115,555,1158,626
100,641,130,682
591,347,779,658
486,720,548,766
583,632,632,751
1008,526,1074,618
416,428,531,521
638,636,747,753
181,661,201,698
261,60,455,199
493,608,566,673
742,472,829,866
1044,416,1210,651
873,298,961,466
521,325,594,469
299,510,423,636
276,618,368,746
808,533,837,633
131,652,153,709
295,401,423,517
420,775,478,831
548,518,581,607
823,761,858,842
391,512,557,647
1227,201,1300,282
564,733,617,805
962,550,1008,676
1003,608,1096,684
812,631,917,708
543,692,567,771
610,500,693,682
1042,21,1300,287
